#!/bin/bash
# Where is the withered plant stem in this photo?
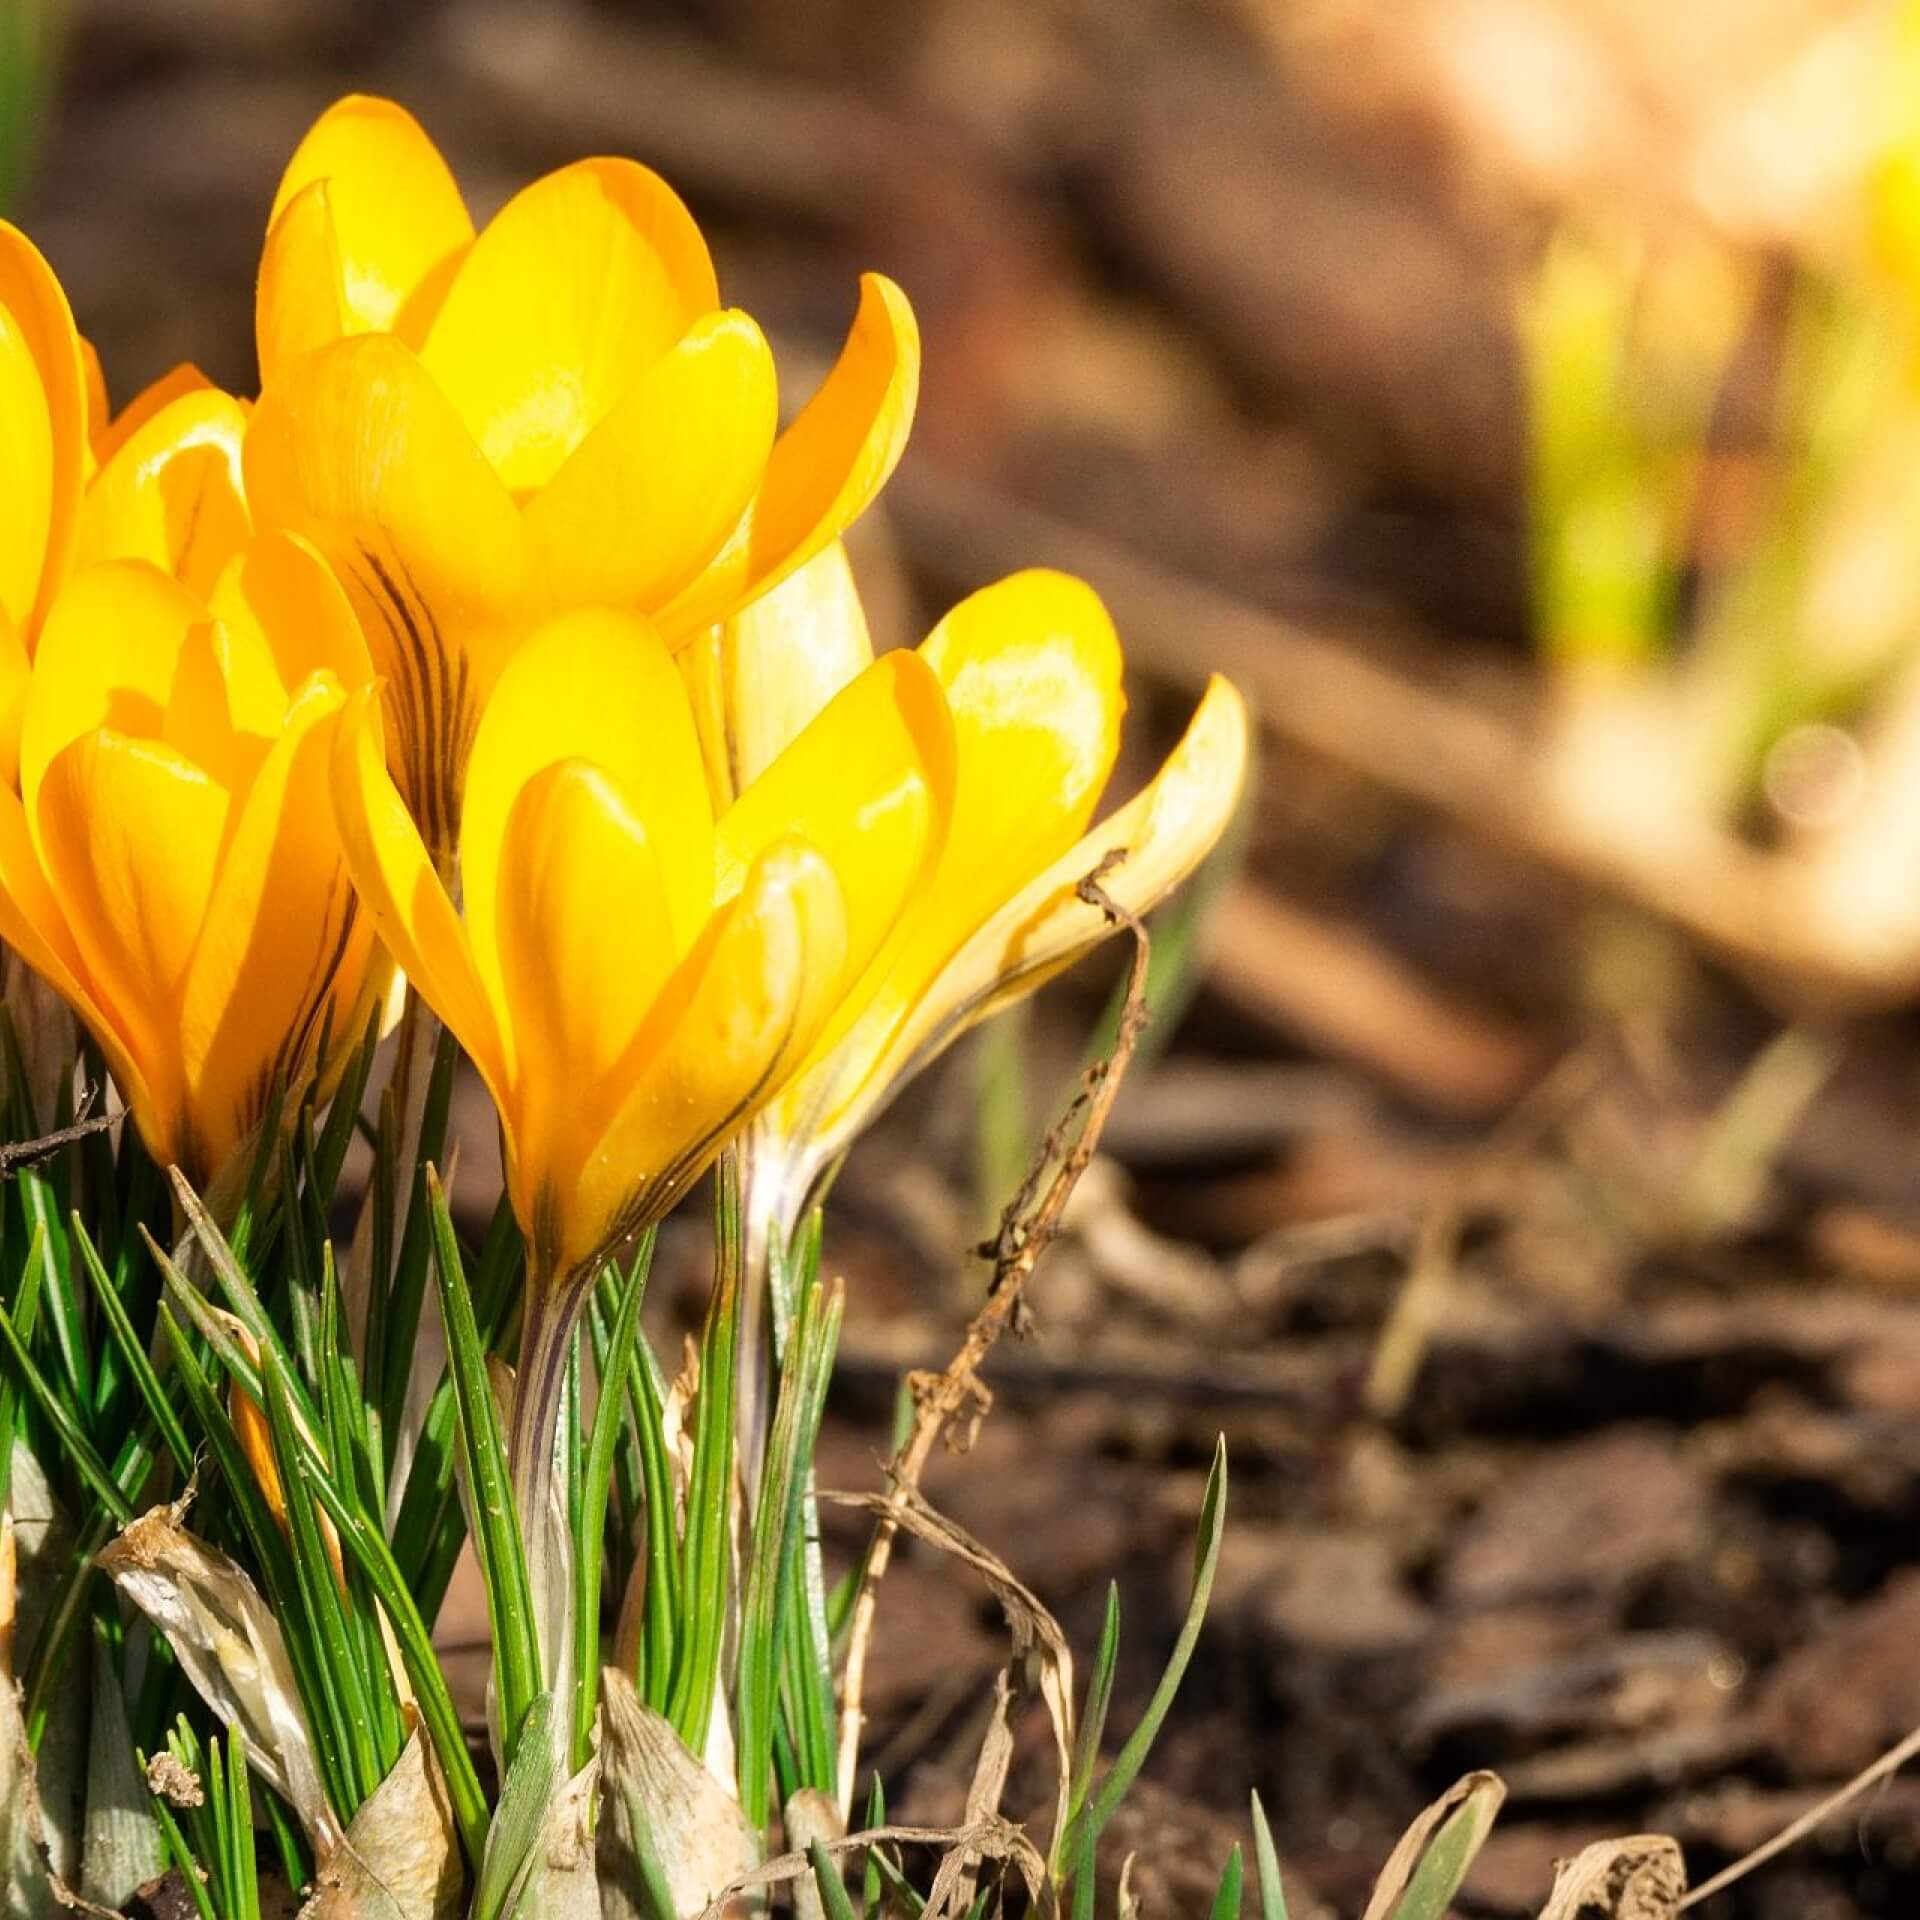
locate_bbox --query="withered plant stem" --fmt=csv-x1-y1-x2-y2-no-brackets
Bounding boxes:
834,857,1152,1813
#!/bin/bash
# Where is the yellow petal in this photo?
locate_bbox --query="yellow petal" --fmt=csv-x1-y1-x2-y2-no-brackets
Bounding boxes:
0,222,85,639
255,183,349,390
920,568,1125,913
682,539,875,807
20,561,207,812
260,94,473,376
91,362,213,468
33,730,229,1138
179,674,374,1178
244,332,530,849
570,839,848,1271
490,758,681,1254
0,779,162,1145
523,309,777,611
419,158,717,496
205,531,375,732
657,274,918,642
715,647,951,980
78,386,251,596
893,674,1249,1078
0,612,28,789
461,608,713,1013
328,686,505,1093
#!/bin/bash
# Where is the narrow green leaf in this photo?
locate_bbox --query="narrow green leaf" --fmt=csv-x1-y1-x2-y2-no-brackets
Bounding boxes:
574,1236,653,1772
1250,1792,1288,1920
858,1776,886,1920
72,1215,192,1478
425,1165,540,1760
810,1838,860,1920
1212,1845,1244,1920
472,1692,558,1920
0,1297,130,1524
1363,1773,1505,1920
1064,1582,1120,1840
1073,1437,1228,1851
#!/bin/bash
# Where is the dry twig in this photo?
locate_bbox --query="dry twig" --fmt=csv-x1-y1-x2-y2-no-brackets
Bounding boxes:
833,856,1153,1813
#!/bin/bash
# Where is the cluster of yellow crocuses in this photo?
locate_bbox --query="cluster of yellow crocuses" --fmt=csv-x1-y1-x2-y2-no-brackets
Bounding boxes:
0,95,1246,1483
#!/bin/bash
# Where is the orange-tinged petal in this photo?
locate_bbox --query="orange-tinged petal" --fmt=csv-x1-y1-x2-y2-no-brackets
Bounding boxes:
716,648,951,980
681,539,875,808
657,274,919,642
0,222,86,638
461,609,713,1009
245,332,530,848
91,362,213,469
33,731,228,1128
20,561,206,811
572,838,848,1269
180,674,373,1176
328,686,505,1093
524,309,777,611
491,759,680,1246
419,157,717,495
261,94,472,371
78,387,250,595
79,337,108,455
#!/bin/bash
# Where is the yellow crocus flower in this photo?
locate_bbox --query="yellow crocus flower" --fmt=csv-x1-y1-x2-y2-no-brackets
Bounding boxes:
0,536,379,1185
247,94,920,856
327,603,953,1516
685,546,1250,1262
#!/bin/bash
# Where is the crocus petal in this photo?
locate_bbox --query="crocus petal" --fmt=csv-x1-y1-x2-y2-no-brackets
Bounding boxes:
205,530,375,730
91,362,214,469
490,759,680,1249
523,310,777,612
244,332,530,849
680,539,876,808
258,94,473,380
79,337,108,455
0,222,85,638
883,675,1250,1094
77,387,251,596
419,158,718,496
715,647,952,979
920,568,1125,912
179,674,373,1177
20,561,207,812
0,779,160,1140
0,612,28,789
328,686,506,1093
33,731,229,1149
657,274,919,642
461,609,713,1004
573,839,849,1270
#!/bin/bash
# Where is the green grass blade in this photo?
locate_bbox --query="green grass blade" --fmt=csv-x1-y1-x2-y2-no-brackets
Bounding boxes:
295,1407,491,1871
1073,1438,1227,1851
425,1166,540,1760
1212,1845,1244,1920
472,1691,557,1920
573,1236,652,1773
72,1215,192,1478
666,1166,742,1750
858,1776,886,1920
1063,1582,1120,1839
1250,1792,1288,1920
810,1838,859,1920
0,1297,130,1525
